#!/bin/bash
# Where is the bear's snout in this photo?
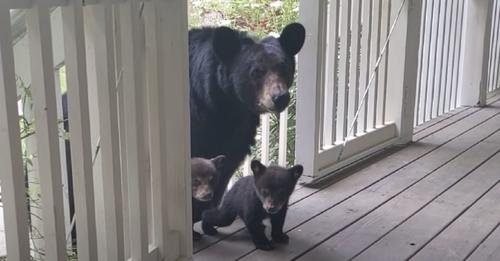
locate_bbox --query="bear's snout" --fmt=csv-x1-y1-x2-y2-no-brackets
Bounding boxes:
272,91,290,112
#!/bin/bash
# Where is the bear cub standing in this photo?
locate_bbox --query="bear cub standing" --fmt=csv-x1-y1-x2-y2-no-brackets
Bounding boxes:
191,155,225,240
202,160,303,250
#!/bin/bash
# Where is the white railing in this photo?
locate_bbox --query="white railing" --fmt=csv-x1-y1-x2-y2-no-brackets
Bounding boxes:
295,0,421,182
487,0,500,95
0,1,191,261
414,0,466,126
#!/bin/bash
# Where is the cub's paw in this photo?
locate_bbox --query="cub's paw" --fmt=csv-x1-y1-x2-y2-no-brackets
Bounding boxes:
193,231,202,241
255,241,274,251
272,233,289,244
202,224,218,236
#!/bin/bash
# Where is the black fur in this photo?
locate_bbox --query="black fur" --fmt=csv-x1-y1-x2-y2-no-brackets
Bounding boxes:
202,160,303,250
189,23,305,206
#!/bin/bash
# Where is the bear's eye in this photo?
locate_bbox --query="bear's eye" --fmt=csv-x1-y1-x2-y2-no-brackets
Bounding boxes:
251,67,265,78
192,178,201,186
261,189,270,196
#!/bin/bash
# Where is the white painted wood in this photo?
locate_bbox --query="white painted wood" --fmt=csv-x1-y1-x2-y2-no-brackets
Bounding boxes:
358,0,371,134
86,3,124,260
460,0,490,106
376,0,389,127
143,1,164,255
53,67,72,252
278,108,288,166
323,0,339,146
431,0,445,119
316,123,397,171
395,0,422,144
119,0,149,259
61,1,98,260
454,0,466,108
445,0,459,112
488,0,500,93
112,5,130,258
415,0,428,126
366,0,380,131
425,0,439,122
26,3,67,260
260,114,270,165
348,0,361,136
492,0,500,93
0,6,31,261
440,0,452,115
479,0,495,107
296,0,327,178
152,0,192,259
448,0,460,112
337,0,351,141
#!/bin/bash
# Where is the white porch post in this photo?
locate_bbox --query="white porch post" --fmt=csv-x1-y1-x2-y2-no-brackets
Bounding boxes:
460,0,493,106
393,0,423,144
295,0,327,179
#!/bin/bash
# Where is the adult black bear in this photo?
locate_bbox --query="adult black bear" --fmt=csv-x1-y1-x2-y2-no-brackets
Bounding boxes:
189,23,305,204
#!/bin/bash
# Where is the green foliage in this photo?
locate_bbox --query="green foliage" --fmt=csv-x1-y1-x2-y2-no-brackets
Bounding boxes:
188,0,300,171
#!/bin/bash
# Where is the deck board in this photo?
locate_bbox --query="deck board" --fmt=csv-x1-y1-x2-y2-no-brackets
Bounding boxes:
298,115,500,261
467,223,500,261
194,99,500,261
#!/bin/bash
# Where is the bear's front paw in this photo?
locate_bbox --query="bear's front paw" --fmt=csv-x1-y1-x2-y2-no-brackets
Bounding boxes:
193,231,202,241
255,241,274,251
202,224,218,236
272,233,289,244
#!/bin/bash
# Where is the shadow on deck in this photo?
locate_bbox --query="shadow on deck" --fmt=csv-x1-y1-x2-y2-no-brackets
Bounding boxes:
193,94,500,261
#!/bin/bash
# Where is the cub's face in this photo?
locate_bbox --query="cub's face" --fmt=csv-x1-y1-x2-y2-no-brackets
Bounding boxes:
251,160,304,214
191,155,225,202
212,23,305,114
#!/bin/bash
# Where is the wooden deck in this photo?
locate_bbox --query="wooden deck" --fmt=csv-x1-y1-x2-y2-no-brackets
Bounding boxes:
193,95,500,261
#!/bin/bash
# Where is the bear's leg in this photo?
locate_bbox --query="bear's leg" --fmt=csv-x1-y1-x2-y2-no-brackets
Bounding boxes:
271,207,289,244
202,207,237,236
244,216,273,251
213,155,245,204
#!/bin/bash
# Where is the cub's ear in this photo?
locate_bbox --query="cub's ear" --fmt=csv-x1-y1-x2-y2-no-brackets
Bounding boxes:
213,27,241,63
289,165,304,180
279,23,305,56
210,155,225,170
251,160,266,178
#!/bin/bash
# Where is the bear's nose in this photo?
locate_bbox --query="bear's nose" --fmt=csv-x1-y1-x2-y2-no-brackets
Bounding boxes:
272,92,290,111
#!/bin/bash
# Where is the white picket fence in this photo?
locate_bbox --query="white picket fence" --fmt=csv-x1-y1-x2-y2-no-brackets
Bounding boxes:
0,1,191,261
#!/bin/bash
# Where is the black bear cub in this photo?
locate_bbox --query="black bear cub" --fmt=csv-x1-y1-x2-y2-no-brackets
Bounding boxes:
202,160,303,250
191,155,225,240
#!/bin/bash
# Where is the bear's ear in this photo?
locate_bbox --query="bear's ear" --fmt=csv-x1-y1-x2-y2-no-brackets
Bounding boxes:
210,155,225,170
213,27,242,63
289,164,304,180
251,160,266,178
279,23,306,56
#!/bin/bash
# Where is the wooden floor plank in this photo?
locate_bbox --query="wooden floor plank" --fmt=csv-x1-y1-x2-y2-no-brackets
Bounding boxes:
411,183,500,261
413,106,468,134
297,116,500,261
194,102,500,260
353,152,500,261
413,107,480,141
467,223,500,261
